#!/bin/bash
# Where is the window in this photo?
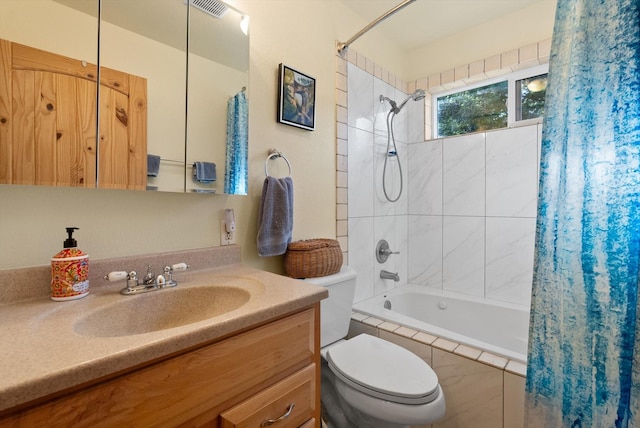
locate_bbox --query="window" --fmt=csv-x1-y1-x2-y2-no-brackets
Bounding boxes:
437,81,508,137
516,73,548,121
433,65,549,138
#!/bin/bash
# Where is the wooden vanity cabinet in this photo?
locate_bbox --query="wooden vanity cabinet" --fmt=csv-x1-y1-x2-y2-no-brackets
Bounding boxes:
0,305,321,428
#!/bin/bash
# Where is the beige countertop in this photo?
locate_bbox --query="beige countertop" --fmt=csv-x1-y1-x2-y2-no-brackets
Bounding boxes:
0,258,327,414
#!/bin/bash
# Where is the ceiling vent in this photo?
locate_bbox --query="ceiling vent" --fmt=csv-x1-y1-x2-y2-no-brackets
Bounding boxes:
185,0,229,19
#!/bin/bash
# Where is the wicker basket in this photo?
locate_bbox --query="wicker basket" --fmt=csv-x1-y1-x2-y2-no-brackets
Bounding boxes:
284,239,343,279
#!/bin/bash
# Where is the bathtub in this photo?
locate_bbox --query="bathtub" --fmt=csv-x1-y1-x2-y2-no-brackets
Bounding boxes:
352,285,530,363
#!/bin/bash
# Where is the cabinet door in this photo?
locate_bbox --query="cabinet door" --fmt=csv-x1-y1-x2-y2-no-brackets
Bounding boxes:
2,40,98,187
97,67,147,190
0,39,147,189
220,365,315,428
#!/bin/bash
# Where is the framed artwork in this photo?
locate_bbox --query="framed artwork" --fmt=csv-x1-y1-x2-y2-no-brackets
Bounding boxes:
277,64,316,131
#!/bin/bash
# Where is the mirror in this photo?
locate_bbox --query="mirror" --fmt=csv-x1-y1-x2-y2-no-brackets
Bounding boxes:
0,0,249,194
99,0,188,192
187,2,249,195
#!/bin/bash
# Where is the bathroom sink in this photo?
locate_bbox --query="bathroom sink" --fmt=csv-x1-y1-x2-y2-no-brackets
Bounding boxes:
74,284,252,337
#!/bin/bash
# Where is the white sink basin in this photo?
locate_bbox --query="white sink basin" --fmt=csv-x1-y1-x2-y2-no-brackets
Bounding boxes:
74,283,254,337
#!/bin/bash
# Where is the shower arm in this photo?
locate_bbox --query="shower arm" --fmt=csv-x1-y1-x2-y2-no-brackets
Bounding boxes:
337,0,417,56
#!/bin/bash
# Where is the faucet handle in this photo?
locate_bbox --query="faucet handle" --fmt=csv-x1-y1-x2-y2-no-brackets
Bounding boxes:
172,263,189,271
104,270,140,290
162,263,189,285
376,239,399,263
104,271,128,282
381,248,400,255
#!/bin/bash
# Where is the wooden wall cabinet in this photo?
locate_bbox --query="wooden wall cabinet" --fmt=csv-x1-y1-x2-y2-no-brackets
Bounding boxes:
0,306,320,427
0,39,147,190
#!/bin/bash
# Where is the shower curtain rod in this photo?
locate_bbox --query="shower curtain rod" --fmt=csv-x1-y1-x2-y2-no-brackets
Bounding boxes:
337,0,416,56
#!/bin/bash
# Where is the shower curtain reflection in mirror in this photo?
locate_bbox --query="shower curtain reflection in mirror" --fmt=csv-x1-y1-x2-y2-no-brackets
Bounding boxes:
224,89,248,195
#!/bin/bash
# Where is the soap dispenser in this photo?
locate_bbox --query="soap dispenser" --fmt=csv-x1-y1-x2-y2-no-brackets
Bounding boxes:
50,227,89,301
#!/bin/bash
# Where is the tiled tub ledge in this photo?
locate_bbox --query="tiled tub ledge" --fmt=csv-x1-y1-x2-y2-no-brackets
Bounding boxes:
349,311,527,428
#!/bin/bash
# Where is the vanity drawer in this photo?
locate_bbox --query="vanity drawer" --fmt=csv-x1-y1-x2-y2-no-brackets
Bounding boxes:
220,364,315,428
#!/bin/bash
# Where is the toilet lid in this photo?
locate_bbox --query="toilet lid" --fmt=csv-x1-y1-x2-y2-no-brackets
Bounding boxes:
326,334,440,405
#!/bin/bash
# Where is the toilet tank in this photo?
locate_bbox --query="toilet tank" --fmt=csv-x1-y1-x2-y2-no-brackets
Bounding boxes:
304,266,357,347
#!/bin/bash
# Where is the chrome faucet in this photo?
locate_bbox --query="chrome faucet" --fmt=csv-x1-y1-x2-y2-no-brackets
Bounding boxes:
104,263,189,295
142,265,155,285
380,270,400,282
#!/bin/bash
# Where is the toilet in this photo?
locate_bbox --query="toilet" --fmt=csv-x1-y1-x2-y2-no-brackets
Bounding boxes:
305,267,446,428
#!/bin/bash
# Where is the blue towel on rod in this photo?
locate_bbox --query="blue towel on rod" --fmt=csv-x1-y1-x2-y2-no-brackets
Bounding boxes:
257,176,294,257
193,162,216,183
147,154,160,177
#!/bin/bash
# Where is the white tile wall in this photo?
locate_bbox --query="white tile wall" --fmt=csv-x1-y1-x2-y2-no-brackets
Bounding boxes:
443,216,486,296
404,125,540,306
348,216,375,302
407,215,442,287
443,133,486,216
485,217,536,306
408,140,443,215
347,127,374,218
348,64,374,132
347,63,416,301
486,126,538,217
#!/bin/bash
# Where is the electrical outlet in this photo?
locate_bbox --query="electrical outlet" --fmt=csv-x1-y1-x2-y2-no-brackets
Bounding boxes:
220,220,236,245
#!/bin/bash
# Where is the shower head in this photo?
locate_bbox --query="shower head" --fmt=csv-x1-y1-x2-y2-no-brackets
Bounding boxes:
412,89,427,101
395,89,426,113
380,89,426,114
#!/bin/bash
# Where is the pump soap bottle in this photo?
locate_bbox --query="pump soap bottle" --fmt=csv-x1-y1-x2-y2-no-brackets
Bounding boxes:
51,227,89,301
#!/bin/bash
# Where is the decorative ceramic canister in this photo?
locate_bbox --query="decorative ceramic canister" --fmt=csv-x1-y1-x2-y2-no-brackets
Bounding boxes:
51,227,89,301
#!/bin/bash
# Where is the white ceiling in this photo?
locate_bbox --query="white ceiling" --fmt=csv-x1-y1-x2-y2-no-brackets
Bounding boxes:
338,0,549,52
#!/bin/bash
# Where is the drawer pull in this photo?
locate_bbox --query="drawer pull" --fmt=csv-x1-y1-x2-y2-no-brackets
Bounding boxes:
260,403,295,426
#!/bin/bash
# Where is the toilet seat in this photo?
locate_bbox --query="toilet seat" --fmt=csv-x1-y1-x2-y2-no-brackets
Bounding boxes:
326,334,440,405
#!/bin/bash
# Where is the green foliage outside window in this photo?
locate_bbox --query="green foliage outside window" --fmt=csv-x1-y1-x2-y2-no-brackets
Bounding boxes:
437,81,508,137
518,74,547,120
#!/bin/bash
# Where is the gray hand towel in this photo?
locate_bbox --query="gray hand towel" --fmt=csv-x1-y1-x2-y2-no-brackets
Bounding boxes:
257,176,294,257
193,162,216,183
147,154,160,177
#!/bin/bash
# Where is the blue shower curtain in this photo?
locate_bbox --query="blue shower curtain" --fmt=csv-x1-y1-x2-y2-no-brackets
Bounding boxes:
526,0,640,426
224,90,248,195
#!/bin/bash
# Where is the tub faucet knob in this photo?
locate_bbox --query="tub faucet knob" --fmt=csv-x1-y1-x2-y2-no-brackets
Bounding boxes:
376,239,399,263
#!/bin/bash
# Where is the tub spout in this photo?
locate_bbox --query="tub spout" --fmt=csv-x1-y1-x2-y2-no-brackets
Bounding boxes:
380,270,400,282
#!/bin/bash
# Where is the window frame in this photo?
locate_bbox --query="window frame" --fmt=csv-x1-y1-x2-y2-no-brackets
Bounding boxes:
432,63,549,139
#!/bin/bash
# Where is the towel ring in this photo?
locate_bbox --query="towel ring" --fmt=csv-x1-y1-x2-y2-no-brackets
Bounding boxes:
264,149,292,178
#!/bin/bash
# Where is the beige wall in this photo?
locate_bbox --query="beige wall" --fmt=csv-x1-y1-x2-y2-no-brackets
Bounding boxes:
345,0,558,82
408,0,557,80
0,0,555,271
0,0,387,270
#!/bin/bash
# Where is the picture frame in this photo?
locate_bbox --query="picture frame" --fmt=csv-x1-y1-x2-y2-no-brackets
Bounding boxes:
277,64,316,131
